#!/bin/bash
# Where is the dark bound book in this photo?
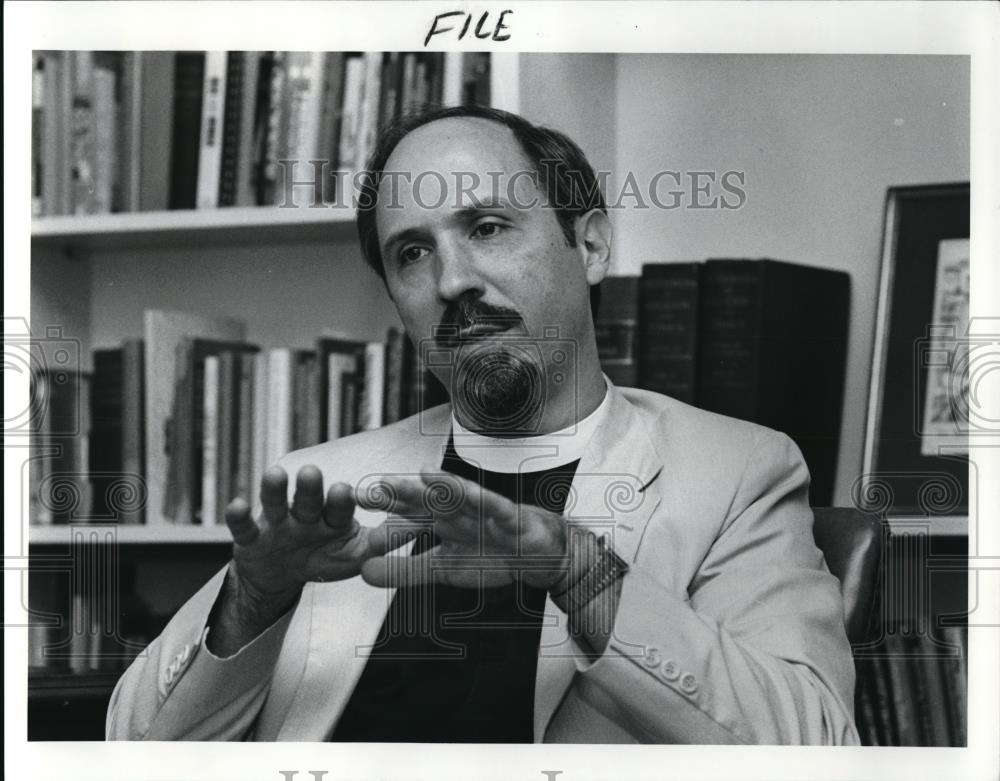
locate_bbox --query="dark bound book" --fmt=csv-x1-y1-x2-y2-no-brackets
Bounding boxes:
639,263,702,403
317,337,367,441
595,275,639,388
182,339,259,524
168,53,205,210
697,259,849,505
218,51,245,207
89,349,123,520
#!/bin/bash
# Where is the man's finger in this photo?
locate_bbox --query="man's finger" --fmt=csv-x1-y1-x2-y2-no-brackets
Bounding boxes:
291,465,324,523
225,498,260,546
360,550,435,589
354,474,428,517
322,482,356,532
366,518,435,557
260,466,289,524
419,464,518,532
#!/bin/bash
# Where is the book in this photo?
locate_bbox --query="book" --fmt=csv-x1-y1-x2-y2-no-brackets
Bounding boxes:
316,52,346,203
89,348,124,520
360,341,386,431
355,52,383,174
383,326,408,424
137,51,175,212
195,51,227,209
283,51,327,207
639,263,702,403
116,51,142,213
595,275,639,388
120,338,145,524
234,351,256,508
696,259,849,505
291,349,319,450
235,52,262,207
337,54,365,179
258,51,286,206
169,52,206,210
143,309,245,526
218,51,246,207
200,355,220,525
266,347,294,465
317,336,367,440
31,370,90,525
69,51,97,215
250,351,270,503
91,53,118,214
32,55,45,216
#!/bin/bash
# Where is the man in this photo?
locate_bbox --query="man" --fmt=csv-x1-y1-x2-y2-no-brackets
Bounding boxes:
107,105,859,744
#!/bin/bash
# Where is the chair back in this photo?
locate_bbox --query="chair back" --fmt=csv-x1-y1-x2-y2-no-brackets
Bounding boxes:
811,507,882,646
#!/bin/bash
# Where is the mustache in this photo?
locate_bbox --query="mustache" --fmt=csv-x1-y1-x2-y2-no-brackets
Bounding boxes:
434,299,524,347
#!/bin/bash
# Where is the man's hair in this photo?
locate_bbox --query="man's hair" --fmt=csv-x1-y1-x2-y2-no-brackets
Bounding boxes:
355,105,606,319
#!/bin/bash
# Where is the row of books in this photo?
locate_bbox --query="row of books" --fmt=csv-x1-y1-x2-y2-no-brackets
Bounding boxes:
595,259,850,505
854,628,968,746
31,50,491,217
29,309,448,527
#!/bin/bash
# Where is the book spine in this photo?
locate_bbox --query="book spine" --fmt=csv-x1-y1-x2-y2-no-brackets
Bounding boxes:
70,51,97,215
639,263,701,403
29,372,53,525
361,342,385,431
337,55,365,179
88,349,124,521
218,51,245,207
235,52,261,207
285,51,325,205
697,260,763,419
92,57,117,214
316,52,345,203
138,51,175,212
196,51,227,209
234,352,255,507
201,355,220,526
355,53,383,174
326,353,354,440
442,52,463,106
121,339,145,524
250,351,269,503
940,625,968,745
884,633,921,746
383,327,405,424
266,348,293,465
117,51,142,213
169,53,206,210
216,351,238,523
259,52,286,206
32,55,45,216
595,275,639,388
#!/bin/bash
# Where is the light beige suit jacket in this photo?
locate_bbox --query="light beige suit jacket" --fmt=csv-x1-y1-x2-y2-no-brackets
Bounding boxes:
106,383,860,744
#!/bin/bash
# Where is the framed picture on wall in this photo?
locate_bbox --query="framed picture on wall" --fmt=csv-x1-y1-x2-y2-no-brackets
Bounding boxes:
861,182,970,517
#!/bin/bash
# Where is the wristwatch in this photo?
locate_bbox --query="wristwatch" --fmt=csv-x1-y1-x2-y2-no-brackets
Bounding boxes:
552,535,629,613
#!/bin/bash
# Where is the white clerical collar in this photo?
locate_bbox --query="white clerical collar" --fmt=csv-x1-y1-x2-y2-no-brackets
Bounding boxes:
450,378,611,473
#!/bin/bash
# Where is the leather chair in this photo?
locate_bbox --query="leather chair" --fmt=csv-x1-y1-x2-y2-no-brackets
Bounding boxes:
811,507,883,646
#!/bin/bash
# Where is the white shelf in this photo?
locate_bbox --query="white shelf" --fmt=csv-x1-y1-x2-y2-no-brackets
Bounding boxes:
31,206,357,253
29,523,234,545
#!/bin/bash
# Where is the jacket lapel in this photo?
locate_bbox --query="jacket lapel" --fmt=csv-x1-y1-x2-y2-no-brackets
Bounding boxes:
534,383,664,741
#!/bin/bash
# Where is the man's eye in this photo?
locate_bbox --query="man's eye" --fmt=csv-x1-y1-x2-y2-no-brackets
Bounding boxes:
399,246,429,265
471,221,505,239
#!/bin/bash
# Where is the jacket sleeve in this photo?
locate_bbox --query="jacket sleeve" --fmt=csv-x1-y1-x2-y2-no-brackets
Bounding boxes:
105,565,294,741
574,430,860,745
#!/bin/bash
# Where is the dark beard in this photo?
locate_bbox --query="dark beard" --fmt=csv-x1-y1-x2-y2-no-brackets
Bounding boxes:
453,345,543,434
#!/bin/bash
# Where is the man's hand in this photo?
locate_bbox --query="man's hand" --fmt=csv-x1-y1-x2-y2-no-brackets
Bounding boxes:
355,466,579,592
209,463,405,656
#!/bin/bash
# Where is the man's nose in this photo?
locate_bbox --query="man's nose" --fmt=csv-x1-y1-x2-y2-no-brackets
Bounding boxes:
434,240,485,302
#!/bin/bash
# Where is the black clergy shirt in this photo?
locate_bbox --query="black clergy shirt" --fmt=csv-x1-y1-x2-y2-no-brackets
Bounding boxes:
330,434,580,743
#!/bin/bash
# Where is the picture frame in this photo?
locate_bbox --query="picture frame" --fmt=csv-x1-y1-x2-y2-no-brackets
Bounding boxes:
862,182,970,517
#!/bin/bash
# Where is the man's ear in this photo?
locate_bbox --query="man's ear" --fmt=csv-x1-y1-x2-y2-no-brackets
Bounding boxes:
574,209,613,286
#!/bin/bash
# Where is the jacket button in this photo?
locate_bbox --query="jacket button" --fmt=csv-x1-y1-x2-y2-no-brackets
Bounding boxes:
680,673,698,694
643,648,662,668
660,660,680,681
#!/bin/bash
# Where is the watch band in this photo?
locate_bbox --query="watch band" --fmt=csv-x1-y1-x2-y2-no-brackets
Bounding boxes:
554,535,629,613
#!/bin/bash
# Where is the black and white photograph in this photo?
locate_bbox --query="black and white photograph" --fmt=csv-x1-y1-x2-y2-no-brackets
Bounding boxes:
5,3,999,781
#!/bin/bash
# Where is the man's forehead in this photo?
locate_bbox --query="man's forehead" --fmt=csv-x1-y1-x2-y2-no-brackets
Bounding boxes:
382,117,531,179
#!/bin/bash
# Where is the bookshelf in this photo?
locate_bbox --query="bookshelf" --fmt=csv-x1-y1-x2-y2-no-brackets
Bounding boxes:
25,50,969,746
31,206,358,252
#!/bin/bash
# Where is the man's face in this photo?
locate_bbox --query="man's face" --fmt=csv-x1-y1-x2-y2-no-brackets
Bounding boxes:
376,117,603,431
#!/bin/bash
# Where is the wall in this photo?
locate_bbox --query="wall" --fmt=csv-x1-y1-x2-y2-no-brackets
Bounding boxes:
612,54,970,505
